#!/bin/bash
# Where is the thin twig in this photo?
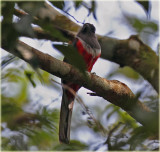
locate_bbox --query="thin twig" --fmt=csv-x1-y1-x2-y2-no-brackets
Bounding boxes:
104,122,123,149
50,78,106,135
63,10,84,24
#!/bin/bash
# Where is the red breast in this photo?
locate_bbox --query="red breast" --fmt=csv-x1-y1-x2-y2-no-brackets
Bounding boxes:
76,39,101,72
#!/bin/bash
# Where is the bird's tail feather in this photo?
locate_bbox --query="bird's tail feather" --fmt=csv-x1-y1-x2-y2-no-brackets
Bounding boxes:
59,90,74,144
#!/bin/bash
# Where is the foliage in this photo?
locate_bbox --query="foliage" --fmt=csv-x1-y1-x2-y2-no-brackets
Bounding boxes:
1,0,159,151
135,0,151,18
55,44,87,74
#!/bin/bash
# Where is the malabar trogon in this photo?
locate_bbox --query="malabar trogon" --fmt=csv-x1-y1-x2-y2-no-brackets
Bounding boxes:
59,23,101,144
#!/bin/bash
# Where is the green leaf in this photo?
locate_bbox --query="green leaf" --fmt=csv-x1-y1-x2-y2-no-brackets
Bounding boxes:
74,1,83,10
25,71,36,87
35,19,68,42
108,66,140,80
135,0,151,18
132,18,158,33
128,126,151,150
118,66,140,79
2,2,15,23
107,106,119,120
125,15,158,34
2,3,19,50
50,1,65,10
2,101,22,122
2,65,29,106
91,1,97,20
54,44,87,74
118,110,138,129
17,2,44,15
86,1,97,20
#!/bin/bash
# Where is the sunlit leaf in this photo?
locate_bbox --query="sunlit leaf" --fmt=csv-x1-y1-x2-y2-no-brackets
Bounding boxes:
40,70,50,84
2,65,29,105
118,110,138,129
125,15,158,33
1,101,22,123
108,66,140,80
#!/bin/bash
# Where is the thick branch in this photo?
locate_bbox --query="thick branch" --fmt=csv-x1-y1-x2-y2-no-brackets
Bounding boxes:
2,40,158,133
14,4,159,92
98,35,159,92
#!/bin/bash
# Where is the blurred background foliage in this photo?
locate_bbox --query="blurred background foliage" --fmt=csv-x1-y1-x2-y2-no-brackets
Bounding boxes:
1,0,159,151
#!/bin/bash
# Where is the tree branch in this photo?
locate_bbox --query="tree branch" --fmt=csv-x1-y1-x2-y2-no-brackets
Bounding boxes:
98,35,159,93
14,3,159,92
2,40,158,133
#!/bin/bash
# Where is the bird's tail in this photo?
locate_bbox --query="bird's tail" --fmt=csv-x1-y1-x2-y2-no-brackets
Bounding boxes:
59,89,74,144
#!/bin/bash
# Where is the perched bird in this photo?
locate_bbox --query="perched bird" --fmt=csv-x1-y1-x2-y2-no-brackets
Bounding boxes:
59,23,101,144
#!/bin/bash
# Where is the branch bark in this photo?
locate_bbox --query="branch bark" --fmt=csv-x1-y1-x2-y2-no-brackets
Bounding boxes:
98,35,159,93
2,40,158,133
14,3,159,92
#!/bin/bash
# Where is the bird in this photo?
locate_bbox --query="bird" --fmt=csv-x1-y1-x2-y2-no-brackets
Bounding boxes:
59,23,101,144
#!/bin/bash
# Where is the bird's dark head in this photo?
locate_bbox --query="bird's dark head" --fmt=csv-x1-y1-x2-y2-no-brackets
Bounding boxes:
79,23,96,34
76,23,101,51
